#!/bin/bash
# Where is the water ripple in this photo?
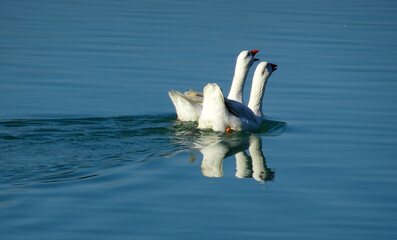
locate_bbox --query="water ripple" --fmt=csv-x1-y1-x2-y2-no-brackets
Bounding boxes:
0,114,285,188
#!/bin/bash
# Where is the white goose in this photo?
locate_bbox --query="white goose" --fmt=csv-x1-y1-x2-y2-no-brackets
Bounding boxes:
168,49,259,121
198,61,277,132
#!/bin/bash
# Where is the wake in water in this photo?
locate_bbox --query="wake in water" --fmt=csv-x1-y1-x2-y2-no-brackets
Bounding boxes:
0,114,286,185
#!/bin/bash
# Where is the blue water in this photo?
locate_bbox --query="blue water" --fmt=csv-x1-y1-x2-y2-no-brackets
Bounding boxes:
1,0,397,239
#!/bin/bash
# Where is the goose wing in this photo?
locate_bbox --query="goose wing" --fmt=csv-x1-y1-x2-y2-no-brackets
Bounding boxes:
224,98,258,124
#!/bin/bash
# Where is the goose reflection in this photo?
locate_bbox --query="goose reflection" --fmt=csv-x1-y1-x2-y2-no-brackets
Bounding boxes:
199,134,274,182
169,119,284,182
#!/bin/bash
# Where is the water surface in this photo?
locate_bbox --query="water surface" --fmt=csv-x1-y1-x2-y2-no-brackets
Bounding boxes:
1,0,397,239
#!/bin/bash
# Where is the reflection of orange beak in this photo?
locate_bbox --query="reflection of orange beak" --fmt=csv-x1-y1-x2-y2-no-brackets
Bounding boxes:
225,127,232,133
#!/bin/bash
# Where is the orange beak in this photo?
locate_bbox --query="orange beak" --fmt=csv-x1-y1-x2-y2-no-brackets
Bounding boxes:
250,49,259,56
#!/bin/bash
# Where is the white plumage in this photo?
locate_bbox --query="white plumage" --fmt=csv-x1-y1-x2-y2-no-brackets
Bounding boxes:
198,61,277,132
168,50,259,121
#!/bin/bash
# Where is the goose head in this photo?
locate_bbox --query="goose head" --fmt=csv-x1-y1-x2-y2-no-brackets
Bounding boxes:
255,61,278,78
236,49,260,70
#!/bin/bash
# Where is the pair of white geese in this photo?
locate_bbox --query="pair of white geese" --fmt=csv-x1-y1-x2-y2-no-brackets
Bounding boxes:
168,49,277,132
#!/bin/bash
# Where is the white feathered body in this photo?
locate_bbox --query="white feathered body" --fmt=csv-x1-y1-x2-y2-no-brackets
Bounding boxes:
168,90,202,121
197,61,276,132
169,50,258,122
198,83,260,132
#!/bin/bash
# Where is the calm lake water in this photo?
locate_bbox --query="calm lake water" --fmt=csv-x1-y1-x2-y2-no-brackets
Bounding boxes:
1,0,397,239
